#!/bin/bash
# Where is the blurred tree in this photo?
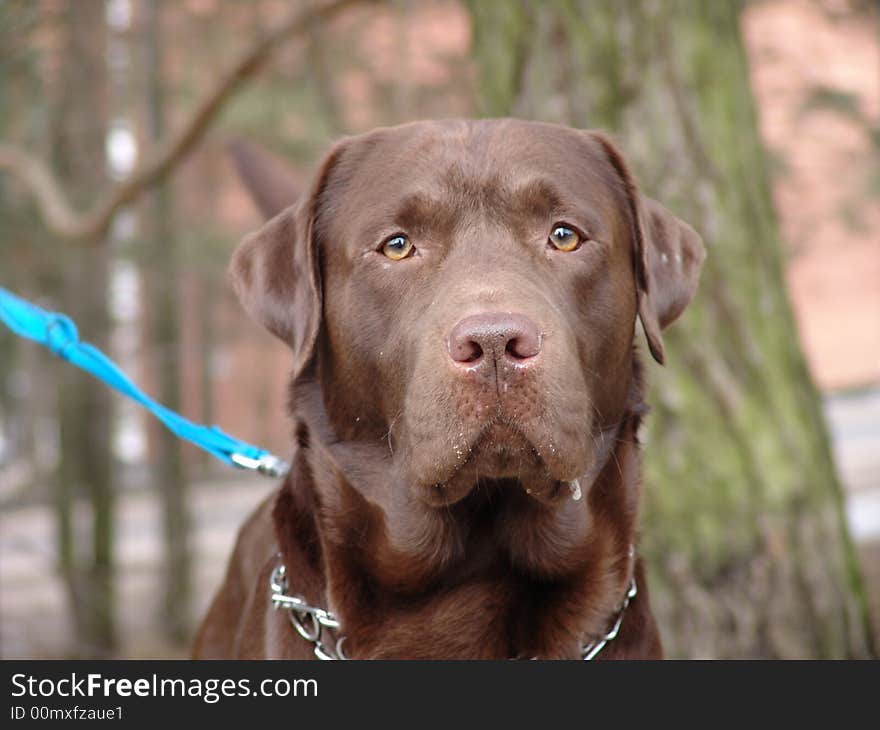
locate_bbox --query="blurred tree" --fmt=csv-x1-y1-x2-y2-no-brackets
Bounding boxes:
0,0,360,656
143,0,192,644
0,1,39,478
468,0,874,657
51,0,116,657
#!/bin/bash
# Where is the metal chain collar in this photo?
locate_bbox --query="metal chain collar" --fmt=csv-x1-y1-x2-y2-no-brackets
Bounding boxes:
580,577,637,660
269,562,348,660
269,556,637,661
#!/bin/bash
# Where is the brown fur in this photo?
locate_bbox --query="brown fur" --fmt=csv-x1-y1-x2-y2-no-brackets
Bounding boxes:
193,119,704,659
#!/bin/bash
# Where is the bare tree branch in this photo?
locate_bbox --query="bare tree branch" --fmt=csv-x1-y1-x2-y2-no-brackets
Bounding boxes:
0,144,83,236
0,0,369,243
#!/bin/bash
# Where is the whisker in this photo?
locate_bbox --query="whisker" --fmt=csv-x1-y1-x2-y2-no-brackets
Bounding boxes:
385,411,402,456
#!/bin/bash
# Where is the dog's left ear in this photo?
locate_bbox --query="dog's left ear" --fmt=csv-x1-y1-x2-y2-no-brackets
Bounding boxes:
592,133,706,364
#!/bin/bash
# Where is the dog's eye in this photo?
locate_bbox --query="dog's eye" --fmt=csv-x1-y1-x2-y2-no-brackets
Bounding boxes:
548,225,582,252
381,234,415,261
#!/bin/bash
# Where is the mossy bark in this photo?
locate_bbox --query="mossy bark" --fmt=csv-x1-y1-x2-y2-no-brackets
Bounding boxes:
468,0,874,657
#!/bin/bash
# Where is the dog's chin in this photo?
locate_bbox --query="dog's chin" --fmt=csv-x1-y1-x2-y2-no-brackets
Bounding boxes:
413,422,587,508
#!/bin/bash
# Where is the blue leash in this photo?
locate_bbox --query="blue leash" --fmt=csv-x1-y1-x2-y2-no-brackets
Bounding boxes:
0,286,289,478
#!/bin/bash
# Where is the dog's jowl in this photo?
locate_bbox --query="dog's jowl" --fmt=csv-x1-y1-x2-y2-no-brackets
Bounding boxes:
194,119,705,660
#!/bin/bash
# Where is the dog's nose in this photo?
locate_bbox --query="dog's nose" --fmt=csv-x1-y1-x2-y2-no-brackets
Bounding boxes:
448,312,542,366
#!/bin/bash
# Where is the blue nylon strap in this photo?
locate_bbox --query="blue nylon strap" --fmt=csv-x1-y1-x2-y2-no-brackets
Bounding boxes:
0,286,289,478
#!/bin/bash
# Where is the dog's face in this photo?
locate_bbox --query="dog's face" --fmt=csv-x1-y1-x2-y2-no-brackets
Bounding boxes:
231,119,704,509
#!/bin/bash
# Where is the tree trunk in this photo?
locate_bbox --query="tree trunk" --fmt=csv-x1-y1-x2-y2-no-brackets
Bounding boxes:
0,2,52,494
50,0,116,657
144,0,192,645
468,0,874,658
198,274,217,475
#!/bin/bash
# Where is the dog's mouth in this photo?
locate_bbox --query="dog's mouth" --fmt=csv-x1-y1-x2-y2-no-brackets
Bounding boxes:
415,420,585,507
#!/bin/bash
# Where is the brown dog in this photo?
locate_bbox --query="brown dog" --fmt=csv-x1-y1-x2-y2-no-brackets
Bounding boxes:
193,119,705,659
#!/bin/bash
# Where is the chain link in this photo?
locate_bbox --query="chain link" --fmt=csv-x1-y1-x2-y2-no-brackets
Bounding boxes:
580,577,638,660
269,562,347,660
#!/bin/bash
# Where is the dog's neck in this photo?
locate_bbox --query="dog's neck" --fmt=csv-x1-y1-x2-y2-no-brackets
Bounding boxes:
272,353,647,659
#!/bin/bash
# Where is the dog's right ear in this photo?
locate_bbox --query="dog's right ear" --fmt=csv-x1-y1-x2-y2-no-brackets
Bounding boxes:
229,141,347,379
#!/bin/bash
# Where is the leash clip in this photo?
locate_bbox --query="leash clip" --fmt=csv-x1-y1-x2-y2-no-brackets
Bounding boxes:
231,452,290,478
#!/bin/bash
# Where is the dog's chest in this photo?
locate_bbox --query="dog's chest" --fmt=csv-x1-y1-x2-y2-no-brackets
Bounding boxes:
332,535,593,659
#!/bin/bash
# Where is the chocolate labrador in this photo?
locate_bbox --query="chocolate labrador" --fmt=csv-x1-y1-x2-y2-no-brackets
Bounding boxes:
193,119,705,659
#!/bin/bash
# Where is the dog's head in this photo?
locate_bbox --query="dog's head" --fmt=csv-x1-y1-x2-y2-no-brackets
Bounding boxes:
230,120,704,508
